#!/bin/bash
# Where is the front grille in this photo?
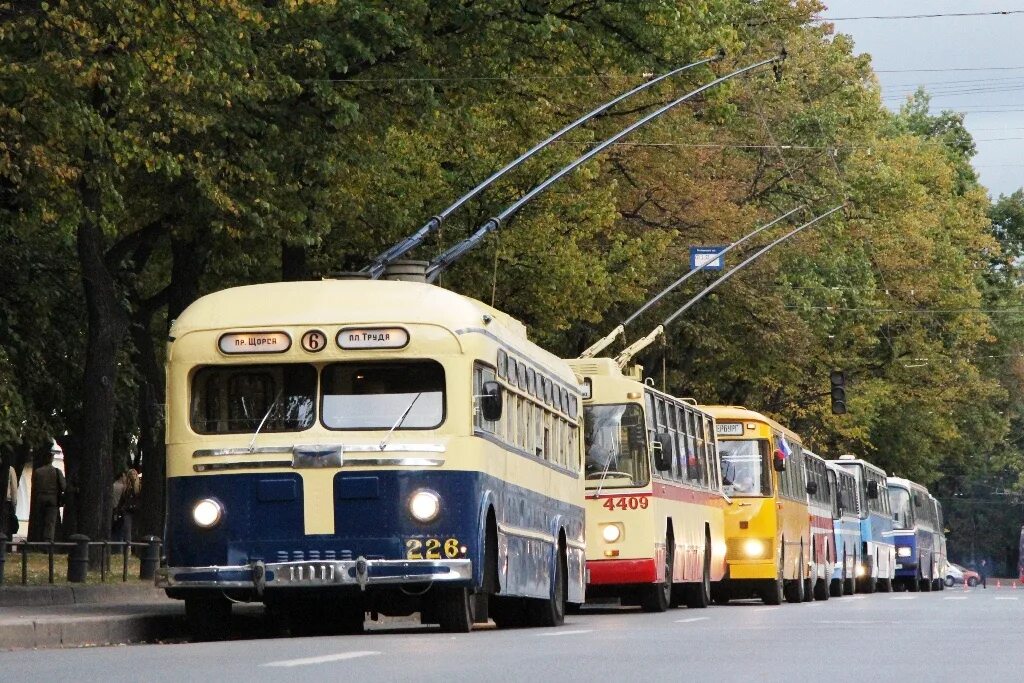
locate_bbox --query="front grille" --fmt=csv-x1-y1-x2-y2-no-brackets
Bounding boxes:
275,549,354,563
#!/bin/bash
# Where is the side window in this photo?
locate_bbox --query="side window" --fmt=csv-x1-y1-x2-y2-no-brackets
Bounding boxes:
704,416,717,490
688,409,704,486
473,363,497,434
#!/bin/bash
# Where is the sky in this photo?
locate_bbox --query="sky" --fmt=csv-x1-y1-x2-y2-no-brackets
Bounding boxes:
819,1,1024,198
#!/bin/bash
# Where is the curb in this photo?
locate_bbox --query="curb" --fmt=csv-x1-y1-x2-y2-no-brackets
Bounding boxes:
0,583,166,608
0,610,185,651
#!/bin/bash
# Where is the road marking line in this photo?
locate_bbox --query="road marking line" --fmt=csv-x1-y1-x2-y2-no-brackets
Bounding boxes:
534,629,593,637
262,651,381,668
752,607,779,612
807,602,823,607
675,617,710,623
995,597,1019,601
944,596,968,600
892,596,916,600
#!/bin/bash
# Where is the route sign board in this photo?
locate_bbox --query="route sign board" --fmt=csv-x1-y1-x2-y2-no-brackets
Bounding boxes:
689,246,727,271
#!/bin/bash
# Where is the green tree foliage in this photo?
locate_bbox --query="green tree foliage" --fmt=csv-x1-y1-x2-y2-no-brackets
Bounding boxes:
0,0,1020,567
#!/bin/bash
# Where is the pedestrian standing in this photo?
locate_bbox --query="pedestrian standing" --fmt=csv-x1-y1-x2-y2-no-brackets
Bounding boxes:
979,558,988,589
3,465,17,538
29,452,65,543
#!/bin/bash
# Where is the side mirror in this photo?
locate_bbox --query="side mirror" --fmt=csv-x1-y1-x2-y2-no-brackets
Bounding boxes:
806,481,819,495
481,381,503,421
866,480,879,499
773,449,786,472
653,433,674,472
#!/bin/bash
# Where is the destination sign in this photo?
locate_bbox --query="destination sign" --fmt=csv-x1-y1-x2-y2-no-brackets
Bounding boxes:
716,422,745,436
218,332,291,354
337,327,409,350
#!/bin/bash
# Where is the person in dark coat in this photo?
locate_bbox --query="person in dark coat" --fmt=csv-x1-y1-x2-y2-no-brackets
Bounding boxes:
29,453,65,543
979,558,989,589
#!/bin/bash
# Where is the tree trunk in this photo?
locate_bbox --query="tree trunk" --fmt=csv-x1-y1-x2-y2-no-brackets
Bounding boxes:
137,233,208,539
75,187,127,559
281,240,307,281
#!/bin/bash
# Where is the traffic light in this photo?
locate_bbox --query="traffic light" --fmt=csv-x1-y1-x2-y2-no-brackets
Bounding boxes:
830,370,847,415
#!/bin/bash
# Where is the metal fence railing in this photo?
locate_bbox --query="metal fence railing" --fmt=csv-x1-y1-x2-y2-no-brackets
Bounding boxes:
0,534,161,586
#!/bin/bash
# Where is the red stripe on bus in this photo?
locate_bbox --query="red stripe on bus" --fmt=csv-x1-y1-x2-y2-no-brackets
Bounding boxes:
587,558,658,585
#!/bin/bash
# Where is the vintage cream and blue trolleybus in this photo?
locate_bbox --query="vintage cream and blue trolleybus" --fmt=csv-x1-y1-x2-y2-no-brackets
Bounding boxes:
157,276,585,635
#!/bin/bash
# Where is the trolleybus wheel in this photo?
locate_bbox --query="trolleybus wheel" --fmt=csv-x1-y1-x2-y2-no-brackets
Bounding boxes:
784,551,805,604
802,576,814,602
684,540,712,609
878,576,893,592
528,546,567,627
829,578,843,597
814,574,830,600
185,596,232,641
711,584,731,605
762,555,784,605
490,596,528,629
437,587,474,633
641,537,673,613
920,561,933,592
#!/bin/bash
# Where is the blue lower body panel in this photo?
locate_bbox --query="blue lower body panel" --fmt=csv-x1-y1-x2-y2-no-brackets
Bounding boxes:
162,469,584,604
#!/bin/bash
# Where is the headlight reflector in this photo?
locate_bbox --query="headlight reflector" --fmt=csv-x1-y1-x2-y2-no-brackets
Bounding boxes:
409,489,441,522
743,538,766,558
897,546,912,558
602,524,622,543
855,563,866,577
192,498,223,528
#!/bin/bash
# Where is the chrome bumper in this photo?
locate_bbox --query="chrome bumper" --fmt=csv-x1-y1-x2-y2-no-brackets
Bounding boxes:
156,557,472,591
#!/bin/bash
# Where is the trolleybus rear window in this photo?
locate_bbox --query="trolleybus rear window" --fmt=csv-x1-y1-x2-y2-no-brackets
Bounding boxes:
190,364,317,434
583,403,649,489
321,361,445,430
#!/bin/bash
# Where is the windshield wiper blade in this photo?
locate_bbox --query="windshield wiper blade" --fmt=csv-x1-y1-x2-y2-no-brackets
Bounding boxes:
248,390,283,453
379,393,423,451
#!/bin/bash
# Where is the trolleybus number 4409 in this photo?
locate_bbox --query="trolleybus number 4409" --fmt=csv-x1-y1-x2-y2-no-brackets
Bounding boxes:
602,496,649,511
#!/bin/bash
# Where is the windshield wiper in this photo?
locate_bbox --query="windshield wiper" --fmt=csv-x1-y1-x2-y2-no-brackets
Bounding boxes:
248,390,283,453
379,392,422,451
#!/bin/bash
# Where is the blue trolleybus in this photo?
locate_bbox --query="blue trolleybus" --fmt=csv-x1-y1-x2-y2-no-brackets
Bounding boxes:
826,460,861,596
157,275,586,636
831,455,895,592
887,477,945,591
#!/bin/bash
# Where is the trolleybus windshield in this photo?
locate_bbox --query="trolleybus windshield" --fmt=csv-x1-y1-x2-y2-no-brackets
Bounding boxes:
583,403,649,488
889,486,913,530
190,363,317,434
321,360,445,430
718,439,771,497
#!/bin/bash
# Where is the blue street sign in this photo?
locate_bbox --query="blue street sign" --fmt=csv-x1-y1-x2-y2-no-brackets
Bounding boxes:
689,246,727,271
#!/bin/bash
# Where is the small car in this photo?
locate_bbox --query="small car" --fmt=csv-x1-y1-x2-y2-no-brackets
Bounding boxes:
944,562,980,587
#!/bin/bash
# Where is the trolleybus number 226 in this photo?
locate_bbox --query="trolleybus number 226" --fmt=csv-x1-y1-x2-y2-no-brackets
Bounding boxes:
405,538,463,560
602,496,649,511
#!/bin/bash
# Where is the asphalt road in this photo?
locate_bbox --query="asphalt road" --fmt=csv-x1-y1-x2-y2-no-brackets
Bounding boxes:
2,587,1021,682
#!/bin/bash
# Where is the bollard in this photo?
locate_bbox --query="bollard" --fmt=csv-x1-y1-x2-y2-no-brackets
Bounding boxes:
0,533,6,585
139,536,160,581
67,534,90,583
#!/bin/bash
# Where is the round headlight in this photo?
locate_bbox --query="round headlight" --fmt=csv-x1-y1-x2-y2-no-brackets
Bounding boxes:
409,489,441,523
602,524,622,543
855,563,866,577
192,498,223,528
743,538,765,558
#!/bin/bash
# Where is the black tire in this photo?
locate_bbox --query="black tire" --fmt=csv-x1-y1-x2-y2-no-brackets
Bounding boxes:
967,577,978,587
878,576,893,592
711,584,731,605
858,574,876,594
815,575,830,600
802,576,814,602
762,559,784,605
920,562,933,592
437,587,474,633
784,551,804,604
945,576,955,587
641,539,673,613
528,547,566,627
491,596,529,629
684,540,712,609
185,597,232,641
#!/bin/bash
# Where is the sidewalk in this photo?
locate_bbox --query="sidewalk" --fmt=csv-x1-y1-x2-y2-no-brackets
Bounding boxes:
0,583,187,650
